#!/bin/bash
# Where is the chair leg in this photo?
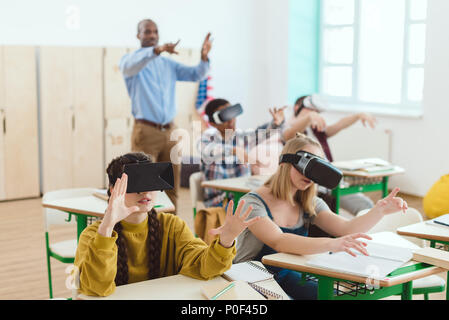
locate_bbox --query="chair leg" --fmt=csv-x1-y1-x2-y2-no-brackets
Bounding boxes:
424,293,429,300
46,251,53,299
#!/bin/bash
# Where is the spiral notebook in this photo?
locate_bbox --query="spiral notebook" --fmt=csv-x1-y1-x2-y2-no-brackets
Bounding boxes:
223,261,274,283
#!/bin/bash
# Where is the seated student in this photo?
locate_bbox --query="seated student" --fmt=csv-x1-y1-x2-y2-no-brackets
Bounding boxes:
199,99,285,208
74,152,259,297
234,133,408,300
283,95,378,215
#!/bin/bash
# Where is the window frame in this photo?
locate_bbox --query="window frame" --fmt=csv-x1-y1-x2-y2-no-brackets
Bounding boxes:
318,0,427,113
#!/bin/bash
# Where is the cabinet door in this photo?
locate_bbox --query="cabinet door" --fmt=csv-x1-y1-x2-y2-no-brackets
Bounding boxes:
104,47,132,119
3,46,40,199
39,46,74,192
72,47,104,188
104,117,132,187
0,46,5,199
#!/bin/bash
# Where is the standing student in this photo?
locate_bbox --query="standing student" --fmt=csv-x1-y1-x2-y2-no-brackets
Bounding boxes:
74,152,259,297
199,99,285,207
283,95,378,215
119,19,212,212
234,133,408,300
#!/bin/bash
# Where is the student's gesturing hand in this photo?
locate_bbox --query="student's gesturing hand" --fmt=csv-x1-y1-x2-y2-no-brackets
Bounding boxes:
331,233,373,257
375,187,408,215
98,173,140,237
309,112,327,132
201,33,213,61
209,200,261,248
357,112,377,129
269,106,287,127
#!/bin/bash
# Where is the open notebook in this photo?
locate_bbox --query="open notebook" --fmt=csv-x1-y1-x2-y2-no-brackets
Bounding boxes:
306,241,413,280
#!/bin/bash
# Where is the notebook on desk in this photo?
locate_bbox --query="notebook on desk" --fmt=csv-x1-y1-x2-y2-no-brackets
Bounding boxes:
306,241,413,280
425,214,449,228
333,158,394,173
223,261,274,283
201,280,266,300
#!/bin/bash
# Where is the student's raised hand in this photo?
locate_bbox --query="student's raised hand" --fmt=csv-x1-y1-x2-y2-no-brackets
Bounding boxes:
331,233,373,257
201,33,213,61
209,200,261,248
358,113,377,129
309,111,327,132
269,106,287,127
374,187,408,215
103,173,140,227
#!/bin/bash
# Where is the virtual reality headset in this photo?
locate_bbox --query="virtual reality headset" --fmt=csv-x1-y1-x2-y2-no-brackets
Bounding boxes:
211,103,243,124
123,162,174,193
297,94,329,116
279,151,342,189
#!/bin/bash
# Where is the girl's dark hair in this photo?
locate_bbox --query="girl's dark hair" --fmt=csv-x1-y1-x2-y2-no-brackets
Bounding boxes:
205,98,230,124
294,95,310,117
106,152,162,286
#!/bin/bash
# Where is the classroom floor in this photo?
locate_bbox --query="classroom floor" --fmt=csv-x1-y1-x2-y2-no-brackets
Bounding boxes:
0,188,446,300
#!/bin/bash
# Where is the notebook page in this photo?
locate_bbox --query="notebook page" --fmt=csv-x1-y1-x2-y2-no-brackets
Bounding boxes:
223,262,273,283
306,242,413,280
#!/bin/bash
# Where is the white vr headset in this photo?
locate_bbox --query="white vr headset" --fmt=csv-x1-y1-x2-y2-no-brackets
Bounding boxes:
302,94,329,113
211,104,243,124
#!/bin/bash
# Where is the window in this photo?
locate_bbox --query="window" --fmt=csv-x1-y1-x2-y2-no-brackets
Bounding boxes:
319,0,427,112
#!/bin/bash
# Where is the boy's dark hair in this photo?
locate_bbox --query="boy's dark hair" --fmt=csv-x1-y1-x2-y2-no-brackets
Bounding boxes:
294,95,309,117
106,152,161,286
205,98,230,124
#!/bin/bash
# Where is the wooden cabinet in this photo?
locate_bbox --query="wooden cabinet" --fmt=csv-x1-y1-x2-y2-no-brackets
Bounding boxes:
39,47,104,192
0,46,40,200
103,47,133,187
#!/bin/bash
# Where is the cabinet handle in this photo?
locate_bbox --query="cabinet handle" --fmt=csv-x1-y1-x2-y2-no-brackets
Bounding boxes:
3,116,5,135
72,114,75,131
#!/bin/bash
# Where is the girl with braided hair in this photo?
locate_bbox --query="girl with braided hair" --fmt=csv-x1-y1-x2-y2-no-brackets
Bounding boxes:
74,152,260,297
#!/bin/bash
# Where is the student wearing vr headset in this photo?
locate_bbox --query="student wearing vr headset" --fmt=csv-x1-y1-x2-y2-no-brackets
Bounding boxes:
74,152,260,297
282,94,378,216
199,99,285,208
119,19,213,213
233,133,408,300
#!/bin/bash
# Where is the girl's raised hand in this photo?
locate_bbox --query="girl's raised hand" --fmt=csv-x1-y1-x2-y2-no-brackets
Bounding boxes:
208,200,261,248
104,173,140,226
375,187,408,215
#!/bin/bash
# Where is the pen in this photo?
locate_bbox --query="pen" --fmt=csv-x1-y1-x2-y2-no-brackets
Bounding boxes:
211,282,235,300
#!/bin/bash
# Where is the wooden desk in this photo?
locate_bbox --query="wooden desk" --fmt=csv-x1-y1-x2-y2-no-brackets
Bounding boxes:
78,266,289,300
262,232,444,300
42,190,175,240
332,165,405,214
398,221,449,299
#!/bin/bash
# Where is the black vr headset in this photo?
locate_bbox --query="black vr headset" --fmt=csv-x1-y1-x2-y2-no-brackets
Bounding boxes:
123,161,174,193
279,151,342,189
211,103,243,124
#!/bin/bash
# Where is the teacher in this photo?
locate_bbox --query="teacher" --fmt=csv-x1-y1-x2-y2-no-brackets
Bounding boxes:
120,19,212,213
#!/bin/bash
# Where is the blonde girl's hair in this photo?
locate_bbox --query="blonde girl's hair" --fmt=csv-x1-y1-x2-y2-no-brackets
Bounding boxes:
265,133,323,216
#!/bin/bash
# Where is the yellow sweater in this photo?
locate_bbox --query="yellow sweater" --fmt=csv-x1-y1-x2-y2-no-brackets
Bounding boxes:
74,212,236,297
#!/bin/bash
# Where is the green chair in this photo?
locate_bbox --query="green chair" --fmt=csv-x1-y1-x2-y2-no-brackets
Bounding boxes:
43,188,95,298
357,207,446,299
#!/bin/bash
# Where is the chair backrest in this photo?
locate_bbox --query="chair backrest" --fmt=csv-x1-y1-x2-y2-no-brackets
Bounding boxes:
189,172,204,209
43,188,97,230
356,207,426,247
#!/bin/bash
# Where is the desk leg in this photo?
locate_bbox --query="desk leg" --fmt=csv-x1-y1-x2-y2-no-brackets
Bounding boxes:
76,215,88,243
317,277,334,300
382,176,389,197
401,281,413,300
333,187,341,215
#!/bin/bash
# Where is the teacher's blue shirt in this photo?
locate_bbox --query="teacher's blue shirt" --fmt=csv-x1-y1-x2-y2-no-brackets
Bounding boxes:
119,47,210,125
